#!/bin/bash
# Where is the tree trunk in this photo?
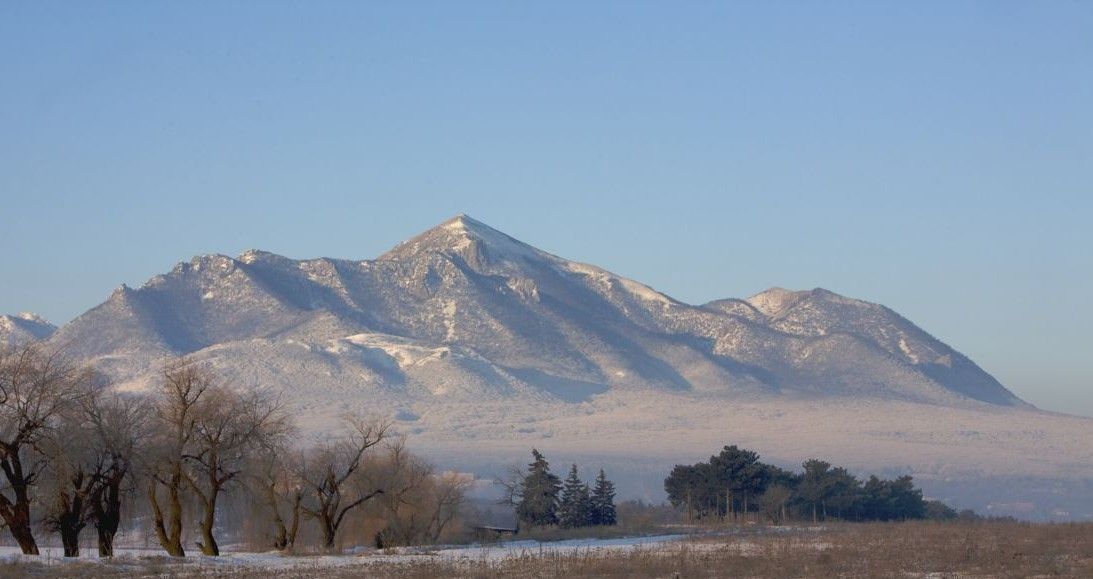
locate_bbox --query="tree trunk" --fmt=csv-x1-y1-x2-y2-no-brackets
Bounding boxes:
98,526,115,557
0,464,40,555
812,503,818,523
6,500,39,555
271,519,288,551
57,478,87,557
59,523,81,558
9,518,39,555
286,492,302,550
265,482,289,550
148,479,185,557
197,482,221,556
321,517,337,551
95,481,122,557
167,472,185,556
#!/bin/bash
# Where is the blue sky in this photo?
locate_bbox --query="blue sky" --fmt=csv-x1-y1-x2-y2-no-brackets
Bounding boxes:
1,2,1090,415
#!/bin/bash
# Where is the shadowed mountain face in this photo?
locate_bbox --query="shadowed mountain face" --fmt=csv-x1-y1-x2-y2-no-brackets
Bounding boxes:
47,214,1022,408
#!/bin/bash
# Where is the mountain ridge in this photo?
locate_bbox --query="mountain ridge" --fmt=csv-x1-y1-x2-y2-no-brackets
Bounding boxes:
36,214,1022,410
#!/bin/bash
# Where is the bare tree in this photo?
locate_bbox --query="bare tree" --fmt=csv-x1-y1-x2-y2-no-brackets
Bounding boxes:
494,462,525,507
426,471,472,543
84,391,150,557
250,445,304,551
39,376,147,558
300,416,389,551
41,377,149,554
0,345,90,555
41,412,98,557
374,436,433,547
366,437,471,548
184,387,290,555
146,358,213,557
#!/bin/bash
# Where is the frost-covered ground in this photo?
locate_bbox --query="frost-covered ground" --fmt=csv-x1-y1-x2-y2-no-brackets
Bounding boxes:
0,533,697,573
5,522,1092,578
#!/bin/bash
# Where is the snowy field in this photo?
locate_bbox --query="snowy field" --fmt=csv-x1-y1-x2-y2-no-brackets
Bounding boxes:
3,522,1092,578
0,534,694,574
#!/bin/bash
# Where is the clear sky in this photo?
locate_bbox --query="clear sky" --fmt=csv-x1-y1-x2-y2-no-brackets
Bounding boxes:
1,2,1090,416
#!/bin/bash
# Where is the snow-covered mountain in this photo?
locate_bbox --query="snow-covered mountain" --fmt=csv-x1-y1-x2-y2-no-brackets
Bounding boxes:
33,215,1093,518
50,214,1020,408
0,312,57,346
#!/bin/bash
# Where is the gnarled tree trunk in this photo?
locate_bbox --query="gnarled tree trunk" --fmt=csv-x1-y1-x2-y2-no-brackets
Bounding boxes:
93,479,123,557
148,474,186,557
196,482,221,556
6,503,39,555
0,466,40,555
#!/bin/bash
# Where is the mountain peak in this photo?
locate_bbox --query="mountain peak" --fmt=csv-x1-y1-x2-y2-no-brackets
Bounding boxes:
746,287,804,316
746,287,857,316
0,312,58,344
437,213,514,240
380,214,550,267
15,312,50,324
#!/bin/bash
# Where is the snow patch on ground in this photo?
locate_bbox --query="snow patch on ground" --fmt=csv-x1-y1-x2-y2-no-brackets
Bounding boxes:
0,534,692,571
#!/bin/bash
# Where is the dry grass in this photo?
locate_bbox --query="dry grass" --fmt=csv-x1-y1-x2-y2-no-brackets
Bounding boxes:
6,521,1093,578
356,521,1093,578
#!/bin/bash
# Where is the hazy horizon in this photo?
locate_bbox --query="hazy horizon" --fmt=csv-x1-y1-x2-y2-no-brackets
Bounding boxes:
2,2,1090,417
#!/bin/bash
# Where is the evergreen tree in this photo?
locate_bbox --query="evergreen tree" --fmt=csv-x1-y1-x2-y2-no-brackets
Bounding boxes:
577,483,593,526
516,449,561,527
664,462,720,521
710,445,767,519
590,469,617,526
824,467,862,520
663,443,932,524
799,459,834,522
558,464,593,528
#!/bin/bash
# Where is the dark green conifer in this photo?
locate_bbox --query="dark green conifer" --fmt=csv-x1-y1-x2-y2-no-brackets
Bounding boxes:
516,449,561,526
558,464,593,528
591,469,617,526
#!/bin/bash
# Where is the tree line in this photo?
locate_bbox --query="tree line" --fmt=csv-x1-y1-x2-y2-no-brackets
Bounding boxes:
665,445,934,523
0,344,470,558
504,449,617,529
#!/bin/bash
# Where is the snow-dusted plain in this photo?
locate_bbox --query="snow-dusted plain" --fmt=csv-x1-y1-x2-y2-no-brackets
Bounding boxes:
0,534,696,573
7,215,1093,519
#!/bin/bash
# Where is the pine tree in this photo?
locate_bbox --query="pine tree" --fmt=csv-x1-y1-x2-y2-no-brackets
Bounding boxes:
578,483,592,527
591,469,617,526
516,449,561,527
710,445,766,520
558,464,593,528
799,459,834,522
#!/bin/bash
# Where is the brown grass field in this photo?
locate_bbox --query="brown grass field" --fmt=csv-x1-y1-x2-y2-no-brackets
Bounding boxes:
4,521,1092,578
